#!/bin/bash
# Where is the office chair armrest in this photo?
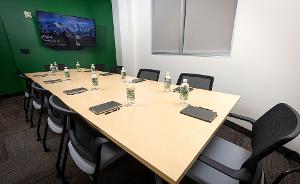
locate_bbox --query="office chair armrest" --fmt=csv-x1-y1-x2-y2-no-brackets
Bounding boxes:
198,155,252,183
94,137,109,146
228,113,256,125
272,167,300,184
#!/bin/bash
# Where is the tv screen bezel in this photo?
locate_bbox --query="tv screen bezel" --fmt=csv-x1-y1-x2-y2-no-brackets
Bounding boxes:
36,10,97,48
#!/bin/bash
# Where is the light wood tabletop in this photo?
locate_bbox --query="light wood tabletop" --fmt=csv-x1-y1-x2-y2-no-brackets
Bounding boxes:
26,69,240,184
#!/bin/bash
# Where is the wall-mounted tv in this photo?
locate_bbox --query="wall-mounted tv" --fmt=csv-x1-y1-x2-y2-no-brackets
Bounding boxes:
36,11,96,48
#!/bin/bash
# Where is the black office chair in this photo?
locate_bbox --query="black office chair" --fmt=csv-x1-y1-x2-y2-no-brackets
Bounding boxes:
187,103,300,184
44,64,65,71
42,95,74,176
95,64,106,71
15,71,32,122
30,82,50,141
109,65,123,74
272,166,300,184
58,64,65,70
61,113,126,183
44,64,50,71
137,69,160,81
176,73,214,90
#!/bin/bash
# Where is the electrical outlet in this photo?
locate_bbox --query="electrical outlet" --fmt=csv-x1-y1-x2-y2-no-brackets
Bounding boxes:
24,11,32,19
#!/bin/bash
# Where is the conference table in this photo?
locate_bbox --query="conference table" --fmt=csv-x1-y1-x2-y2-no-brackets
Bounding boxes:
26,69,240,184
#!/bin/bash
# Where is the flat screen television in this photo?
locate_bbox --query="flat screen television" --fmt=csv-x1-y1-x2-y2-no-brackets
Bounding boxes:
36,11,96,48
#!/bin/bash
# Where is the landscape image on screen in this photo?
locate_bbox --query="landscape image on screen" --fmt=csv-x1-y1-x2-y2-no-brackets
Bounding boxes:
37,11,96,47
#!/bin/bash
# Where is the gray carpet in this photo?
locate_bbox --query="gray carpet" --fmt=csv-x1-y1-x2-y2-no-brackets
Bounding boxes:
0,96,299,184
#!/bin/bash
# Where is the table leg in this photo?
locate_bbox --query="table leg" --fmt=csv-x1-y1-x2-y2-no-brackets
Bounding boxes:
155,174,163,184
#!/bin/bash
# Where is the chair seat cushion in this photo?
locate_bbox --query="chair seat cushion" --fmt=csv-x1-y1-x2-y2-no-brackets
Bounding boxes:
25,91,30,98
47,117,63,134
187,136,251,184
33,100,42,109
68,140,126,175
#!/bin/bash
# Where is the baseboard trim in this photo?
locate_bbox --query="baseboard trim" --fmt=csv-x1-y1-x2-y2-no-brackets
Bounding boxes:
224,120,300,164
0,92,23,99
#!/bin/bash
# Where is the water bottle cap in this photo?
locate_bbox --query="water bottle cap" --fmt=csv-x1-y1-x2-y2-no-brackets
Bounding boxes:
50,64,53,66
166,72,170,75
54,62,56,64
64,67,67,69
77,62,79,64
91,64,94,66
183,79,188,83
122,67,124,70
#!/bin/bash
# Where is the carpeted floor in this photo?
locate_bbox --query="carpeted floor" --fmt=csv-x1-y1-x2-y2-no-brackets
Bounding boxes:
0,96,299,184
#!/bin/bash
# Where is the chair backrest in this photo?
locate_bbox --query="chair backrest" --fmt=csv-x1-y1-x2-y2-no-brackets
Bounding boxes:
95,64,106,71
68,113,101,163
58,64,65,70
109,65,123,74
15,71,32,91
242,103,300,175
137,69,160,81
49,95,100,163
44,64,50,71
31,82,48,102
176,73,214,90
48,95,74,125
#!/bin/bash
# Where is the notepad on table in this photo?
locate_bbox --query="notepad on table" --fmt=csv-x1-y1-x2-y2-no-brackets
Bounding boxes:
89,101,122,115
180,105,217,122
132,78,146,83
63,87,88,95
100,73,113,76
43,79,63,84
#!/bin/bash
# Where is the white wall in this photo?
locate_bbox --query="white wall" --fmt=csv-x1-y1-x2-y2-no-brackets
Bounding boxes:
115,0,300,152
113,0,137,75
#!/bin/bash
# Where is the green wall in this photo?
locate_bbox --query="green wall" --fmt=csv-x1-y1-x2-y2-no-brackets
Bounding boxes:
0,0,116,95
0,17,23,95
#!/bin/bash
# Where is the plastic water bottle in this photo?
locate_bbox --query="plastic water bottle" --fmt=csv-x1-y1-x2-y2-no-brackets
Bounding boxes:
64,67,70,80
76,62,80,71
50,64,55,74
91,64,95,72
164,72,172,92
126,79,135,105
180,79,189,106
54,62,58,72
121,67,126,82
91,71,99,90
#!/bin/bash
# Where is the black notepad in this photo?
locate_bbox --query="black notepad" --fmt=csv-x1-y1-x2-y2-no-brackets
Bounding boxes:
63,87,88,95
100,73,113,76
180,105,217,122
34,74,49,77
132,78,146,83
173,87,194,93
43,79,63,84
89,101,122,115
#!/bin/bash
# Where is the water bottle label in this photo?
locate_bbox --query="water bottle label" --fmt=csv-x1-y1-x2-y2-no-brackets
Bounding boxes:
180,86,189,100
121,71,126,79
127,88,135,101
92,77,98,86
51,66,55,73
64,71,70,78
164,78,171,90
